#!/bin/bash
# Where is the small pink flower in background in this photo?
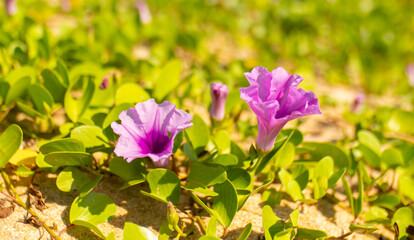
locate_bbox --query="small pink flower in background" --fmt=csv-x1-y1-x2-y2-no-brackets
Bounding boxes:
240,66,321,152
209,82,229,121
100,71,117,90
4,0,17,15
135,0,152,24
111,99,192,168
406,63,414,87
351,93,365,113
61,0,71,12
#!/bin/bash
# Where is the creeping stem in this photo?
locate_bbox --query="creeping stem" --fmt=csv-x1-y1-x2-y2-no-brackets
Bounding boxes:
1,170,62,240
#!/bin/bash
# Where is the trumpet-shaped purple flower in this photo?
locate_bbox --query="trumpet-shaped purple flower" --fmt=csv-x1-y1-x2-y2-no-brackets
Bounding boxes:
240,66,321,152
209,82,229,121
111,99,193,168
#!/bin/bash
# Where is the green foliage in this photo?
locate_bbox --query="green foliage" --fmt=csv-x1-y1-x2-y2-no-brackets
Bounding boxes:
70,192,116,239
0,124,23,168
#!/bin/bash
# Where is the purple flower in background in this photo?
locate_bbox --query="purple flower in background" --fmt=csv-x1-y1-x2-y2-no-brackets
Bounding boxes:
351,93,365,113
4,0,17,15
135,0,152,24
240,66,321,152
61,0,71,12
406,63,414,87
209,82,229,121
100,71,117,90
111,99,193,168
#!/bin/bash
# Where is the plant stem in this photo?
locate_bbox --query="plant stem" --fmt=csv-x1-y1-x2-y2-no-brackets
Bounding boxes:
1,170,62,240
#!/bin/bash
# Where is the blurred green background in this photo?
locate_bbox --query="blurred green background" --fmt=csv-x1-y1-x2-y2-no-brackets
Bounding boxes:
1,0,413,95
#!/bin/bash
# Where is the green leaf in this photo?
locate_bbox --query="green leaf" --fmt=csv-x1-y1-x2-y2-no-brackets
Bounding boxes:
327,168,346,189
295,227,328,239
0,124,23,168
64,77,95,122
181,182,218,196
16,101,44,118
300,142,349,169
210,154,238,166
387,110,414,135
28,84,54,114
187,162,227,187
357,130,381,155
262,205,283,240
115,83,150,105
381,148,404,168
262,189,282,207
273,142,295,168
102,103,134,129
355,165,364,217
144,169,181,204
374,193,401,210
363,206,388,223
39,138,85,154
70,125,109,151
5,77,30,105
41,68,66,103
153,59,182,100
213,130,231,154
44,152,93,167
55,58,69,87
278,168,304,201
227,168,251,189
158,221,173,240
236,223,252,240
183,143,198,162
392,207,414,239
290,208,299,227
15,165,34,177
185,115,209,153
281,129,303,146
206,215,217,236
109,157,146,182
70,193,116,238
56,167,102,196
123,222,157,240
398,173,414,202
314,156,334,179
213,180,238,228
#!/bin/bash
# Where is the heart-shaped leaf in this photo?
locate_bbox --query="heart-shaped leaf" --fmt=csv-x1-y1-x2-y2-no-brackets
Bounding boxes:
142,169,181,204
187,162,226,187
213,180,238,228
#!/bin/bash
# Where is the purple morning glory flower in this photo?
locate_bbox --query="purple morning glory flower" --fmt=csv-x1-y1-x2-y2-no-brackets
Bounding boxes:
240,66,321,152
209,82,229,121
111,99,193,168
406,63,414,87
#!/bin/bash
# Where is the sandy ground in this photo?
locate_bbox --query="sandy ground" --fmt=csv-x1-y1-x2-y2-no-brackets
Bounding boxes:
0,83,400,240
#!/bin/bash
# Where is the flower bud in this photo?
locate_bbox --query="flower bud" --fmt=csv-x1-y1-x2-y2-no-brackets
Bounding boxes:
351,93,365,113
209,82,229,121
167,202,179,227
135,0,152,24
5,0,17,15
406,63,414,87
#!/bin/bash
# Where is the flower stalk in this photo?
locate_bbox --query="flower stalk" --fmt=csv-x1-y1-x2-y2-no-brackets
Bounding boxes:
1,170,61,240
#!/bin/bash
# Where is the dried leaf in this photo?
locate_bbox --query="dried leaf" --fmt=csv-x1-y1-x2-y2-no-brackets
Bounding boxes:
0,199,15,218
